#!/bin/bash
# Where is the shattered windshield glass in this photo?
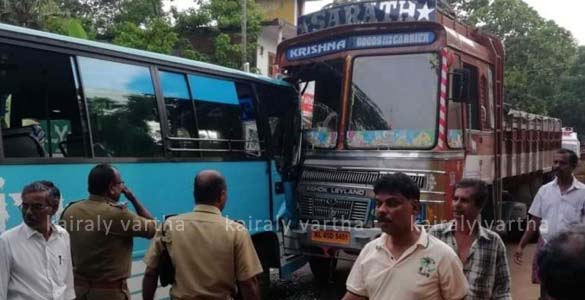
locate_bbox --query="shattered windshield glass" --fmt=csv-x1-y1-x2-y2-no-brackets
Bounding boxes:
294,60,344,149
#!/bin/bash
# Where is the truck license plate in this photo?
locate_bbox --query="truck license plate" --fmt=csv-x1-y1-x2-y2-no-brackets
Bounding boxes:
311,230,350,245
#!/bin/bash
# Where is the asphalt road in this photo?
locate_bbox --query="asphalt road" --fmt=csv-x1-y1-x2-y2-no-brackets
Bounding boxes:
268,242,540,300
268,259,350,300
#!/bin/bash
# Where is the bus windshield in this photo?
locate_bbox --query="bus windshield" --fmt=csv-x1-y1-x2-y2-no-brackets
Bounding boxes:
295,60,344,149
347,53,440,149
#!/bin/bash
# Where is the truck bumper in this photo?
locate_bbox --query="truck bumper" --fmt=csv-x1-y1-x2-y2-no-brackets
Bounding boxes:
293,224,382,254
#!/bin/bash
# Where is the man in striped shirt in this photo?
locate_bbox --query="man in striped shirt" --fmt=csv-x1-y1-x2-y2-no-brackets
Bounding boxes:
430,179,511,300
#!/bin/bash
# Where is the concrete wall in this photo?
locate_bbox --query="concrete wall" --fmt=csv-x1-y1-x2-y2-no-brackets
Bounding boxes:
257,31,278,76
257,0,297,25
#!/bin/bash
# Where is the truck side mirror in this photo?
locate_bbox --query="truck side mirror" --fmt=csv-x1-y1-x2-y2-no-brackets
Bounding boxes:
449,69,470,103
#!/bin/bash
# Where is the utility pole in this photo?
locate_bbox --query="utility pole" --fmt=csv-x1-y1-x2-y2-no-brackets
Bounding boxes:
241,0,247,71
151,0,160,17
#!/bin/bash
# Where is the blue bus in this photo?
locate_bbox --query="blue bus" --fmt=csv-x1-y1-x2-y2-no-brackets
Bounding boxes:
0,23,302,299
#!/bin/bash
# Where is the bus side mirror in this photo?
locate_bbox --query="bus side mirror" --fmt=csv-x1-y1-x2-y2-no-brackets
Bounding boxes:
449,69,470,103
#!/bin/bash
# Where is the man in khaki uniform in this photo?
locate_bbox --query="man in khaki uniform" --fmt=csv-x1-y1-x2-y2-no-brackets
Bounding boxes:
142,170,262,300
61,163,156,300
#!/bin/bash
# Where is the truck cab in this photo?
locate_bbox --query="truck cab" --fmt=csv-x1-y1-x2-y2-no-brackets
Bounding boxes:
276,0,561,281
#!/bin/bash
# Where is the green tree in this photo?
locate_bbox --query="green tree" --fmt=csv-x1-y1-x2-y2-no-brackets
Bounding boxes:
57,0,163,40
174,37,210,61
113,18,178,54
58,0,201,59
450,0,577,113
58,0,120,38
174,0,264,68
0,0,59,28
1,0,262,69
0,0,88,38
550,47,585,136
444,0,489,22
117,0,163,25
45,17,88,38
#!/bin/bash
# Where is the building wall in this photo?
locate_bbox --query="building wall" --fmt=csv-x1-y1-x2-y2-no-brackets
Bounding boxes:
257,32,278,76
256,0,303,76
257,0,297,25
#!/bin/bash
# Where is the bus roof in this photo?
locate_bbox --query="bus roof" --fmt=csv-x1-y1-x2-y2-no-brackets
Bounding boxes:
0,22,290,87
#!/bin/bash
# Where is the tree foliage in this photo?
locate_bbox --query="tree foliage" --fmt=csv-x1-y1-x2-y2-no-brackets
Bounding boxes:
444,0,489,22
0,0,263,70
57,0,162,39
0,0,59,28
61,0,117,35
0,0,87,36
450,0,578,116
174,0,264,69
45,17,89,38
550,47,585,136
113,18,177,54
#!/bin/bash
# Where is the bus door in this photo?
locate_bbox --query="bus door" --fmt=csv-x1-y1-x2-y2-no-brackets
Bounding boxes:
255,83,305,279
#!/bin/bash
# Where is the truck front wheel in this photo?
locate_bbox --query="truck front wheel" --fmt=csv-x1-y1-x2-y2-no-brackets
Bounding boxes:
308,256,337,282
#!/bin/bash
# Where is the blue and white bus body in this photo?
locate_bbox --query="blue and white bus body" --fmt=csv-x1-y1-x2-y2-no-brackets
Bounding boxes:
0,23,303,299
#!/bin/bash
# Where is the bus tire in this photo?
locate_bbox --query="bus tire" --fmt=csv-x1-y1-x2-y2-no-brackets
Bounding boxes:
251,232,279,297
233,269,270,300
257,268,271,299
308,256,337,283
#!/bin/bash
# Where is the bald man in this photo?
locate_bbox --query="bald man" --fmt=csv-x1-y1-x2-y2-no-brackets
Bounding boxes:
142,170,263,300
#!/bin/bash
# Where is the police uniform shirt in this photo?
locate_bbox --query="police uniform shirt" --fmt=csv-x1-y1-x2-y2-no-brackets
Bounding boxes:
61,195,156,282
143,204,263,300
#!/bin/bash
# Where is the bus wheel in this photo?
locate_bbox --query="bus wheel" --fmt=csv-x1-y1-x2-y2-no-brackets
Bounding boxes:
309,256,337,283
233,266,271,300
261,267,273,298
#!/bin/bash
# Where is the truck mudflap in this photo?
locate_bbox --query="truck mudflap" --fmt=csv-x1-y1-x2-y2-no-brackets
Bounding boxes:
293,224,382,254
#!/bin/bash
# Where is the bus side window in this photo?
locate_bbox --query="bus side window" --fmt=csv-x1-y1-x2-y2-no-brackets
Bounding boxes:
188,74,245,158
78,57,162,158
159,71,198,156
0,43,87,158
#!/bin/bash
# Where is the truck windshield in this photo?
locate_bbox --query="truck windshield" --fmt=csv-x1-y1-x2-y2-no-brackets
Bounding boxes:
347,53,440,149
295,60,344,149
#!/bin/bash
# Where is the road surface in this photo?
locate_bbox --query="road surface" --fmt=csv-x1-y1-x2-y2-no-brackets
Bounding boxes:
269,241,540,299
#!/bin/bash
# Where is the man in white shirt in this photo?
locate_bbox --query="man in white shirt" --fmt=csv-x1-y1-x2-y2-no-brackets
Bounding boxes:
342,173,468,300
514,148,585,298
0,181,75,300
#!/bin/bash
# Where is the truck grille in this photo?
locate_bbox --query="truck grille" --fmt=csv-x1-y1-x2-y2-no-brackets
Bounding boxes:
298,196,370,223
301,169,427,190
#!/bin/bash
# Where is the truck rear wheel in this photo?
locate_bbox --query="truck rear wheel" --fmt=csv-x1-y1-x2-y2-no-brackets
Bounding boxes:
309,256,337,282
